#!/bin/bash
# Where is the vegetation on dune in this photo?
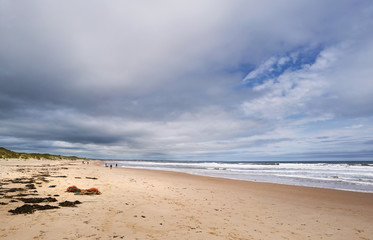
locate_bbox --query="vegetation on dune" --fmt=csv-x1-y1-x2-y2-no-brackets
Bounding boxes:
0,147,82,160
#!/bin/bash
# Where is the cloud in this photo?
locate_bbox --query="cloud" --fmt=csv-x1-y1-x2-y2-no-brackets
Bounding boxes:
0,1,373,160
241,38,373,120
241,47,330,120
242,57,278,83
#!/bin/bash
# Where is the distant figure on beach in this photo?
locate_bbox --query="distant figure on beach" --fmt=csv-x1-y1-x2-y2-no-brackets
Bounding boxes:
116,164,118,167
110,164,112,169
82,161,85,164
105,163,107,167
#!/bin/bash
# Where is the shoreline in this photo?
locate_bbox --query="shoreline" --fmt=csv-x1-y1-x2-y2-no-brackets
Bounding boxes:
103,164,373,207
97,160,373,194
1,158,373,239
110,164,373,194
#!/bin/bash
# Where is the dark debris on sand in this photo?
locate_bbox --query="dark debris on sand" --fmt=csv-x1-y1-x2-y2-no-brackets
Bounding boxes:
2,167,88,215
85,177,98,180
8,204,60,215
25,184,36,189
59,200,82,207
14,193,39,197
32,173,51,183
35,173,51,177
3,188,26,193
8,178,34,184
18,197,57,203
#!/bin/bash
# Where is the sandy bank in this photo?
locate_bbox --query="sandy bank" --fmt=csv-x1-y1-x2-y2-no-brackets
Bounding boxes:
1,159,372,240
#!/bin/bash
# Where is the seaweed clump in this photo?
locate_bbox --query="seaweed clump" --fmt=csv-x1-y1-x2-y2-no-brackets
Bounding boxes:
18,197,57,203
3,188,25,193
8,204,60,214
58,200,82,207
25,184,36,189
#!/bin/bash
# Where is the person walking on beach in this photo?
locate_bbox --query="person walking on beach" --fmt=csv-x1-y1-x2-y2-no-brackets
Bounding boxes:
110,164,112,169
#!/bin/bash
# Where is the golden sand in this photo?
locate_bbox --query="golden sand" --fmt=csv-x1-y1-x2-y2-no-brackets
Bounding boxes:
1,159,372,240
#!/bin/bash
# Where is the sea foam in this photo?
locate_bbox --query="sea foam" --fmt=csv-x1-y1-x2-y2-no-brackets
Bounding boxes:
102,160,373,193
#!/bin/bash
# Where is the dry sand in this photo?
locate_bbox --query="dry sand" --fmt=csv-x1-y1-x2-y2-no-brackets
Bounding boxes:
0,159,372,240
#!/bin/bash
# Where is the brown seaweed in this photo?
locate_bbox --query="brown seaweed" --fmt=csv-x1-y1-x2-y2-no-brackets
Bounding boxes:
18,197,57,203
58,200,82,207
25,184,36,189
8,204,60,215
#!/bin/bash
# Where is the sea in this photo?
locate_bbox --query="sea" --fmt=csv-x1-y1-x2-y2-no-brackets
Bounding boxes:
101,160,373,193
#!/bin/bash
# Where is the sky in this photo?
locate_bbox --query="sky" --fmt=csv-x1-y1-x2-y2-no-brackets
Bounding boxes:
1,0,373,161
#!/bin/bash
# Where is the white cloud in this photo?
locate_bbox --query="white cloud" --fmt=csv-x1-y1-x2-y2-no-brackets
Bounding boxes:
277,56,291,66
345,124,363,129
240,38,373,122
241,47,333,120
242,57,278,82
1,1,373,160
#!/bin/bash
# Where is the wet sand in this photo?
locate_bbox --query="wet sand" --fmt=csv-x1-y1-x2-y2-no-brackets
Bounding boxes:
1,159,373,240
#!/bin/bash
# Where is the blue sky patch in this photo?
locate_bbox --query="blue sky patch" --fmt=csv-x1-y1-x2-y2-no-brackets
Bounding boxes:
241,45,324,89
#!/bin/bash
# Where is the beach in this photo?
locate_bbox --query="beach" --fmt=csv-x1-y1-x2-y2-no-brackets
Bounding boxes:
1,159,372,240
